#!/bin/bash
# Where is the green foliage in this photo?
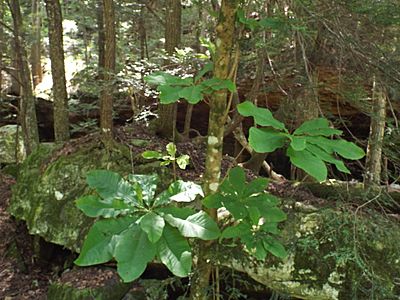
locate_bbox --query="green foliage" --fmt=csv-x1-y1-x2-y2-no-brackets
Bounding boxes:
75,170,220,282
144,65,236,105
238,101,365,182
203,167,287,260
142,142,190,170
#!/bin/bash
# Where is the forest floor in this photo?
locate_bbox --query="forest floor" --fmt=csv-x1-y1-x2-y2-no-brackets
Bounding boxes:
0,173,51,299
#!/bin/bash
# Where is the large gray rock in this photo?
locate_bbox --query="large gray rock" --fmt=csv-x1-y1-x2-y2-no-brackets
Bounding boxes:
9,141,400,299
0,125,25,163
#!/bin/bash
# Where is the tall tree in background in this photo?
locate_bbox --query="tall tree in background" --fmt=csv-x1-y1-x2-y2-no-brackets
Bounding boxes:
8,0,39,154
156,0,181,139
190,0,239,298
100,0,116,145
44,0,70,142
97,0,105,72
364,79,387,186
30,0,42,87
0,0,4,93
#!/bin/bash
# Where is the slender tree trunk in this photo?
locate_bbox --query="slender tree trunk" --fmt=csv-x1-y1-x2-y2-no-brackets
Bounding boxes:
138,4,147,60
44,0,70,142
97,0,105,72
0,0,4,94
100,0,116,145
9,0,39,154
30,0,42,87
156,0,181,140
190,1,239,299
364,78,386,187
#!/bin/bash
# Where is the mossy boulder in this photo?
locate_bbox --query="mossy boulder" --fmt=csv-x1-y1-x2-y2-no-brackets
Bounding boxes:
218,203,400,300
8,140,164,252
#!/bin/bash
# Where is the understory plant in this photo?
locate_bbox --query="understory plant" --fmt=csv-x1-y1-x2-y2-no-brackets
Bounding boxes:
74,166,288,282
74,170,219,282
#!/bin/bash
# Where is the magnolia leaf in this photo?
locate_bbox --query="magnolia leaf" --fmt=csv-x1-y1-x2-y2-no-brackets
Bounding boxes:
155,206,195,219
176,155,190,169
140,212,165,243
128,174,159,206
287,147,327,182
164,211,220,240
178,85,204,104
237,101,286,130
158,85,181,104
86,170,121,200
156,225,192,277
169,181,204,203
294,118,342,136
74,216,135,266
249,127,287,153
114,225,156,282
76,195,132,218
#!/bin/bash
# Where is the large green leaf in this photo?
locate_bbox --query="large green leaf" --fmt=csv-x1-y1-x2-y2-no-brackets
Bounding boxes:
75,195,133,218
128,174,159,206
155,206,195,219
306,143,350,174
114,225,156,282
237,101,286,130
158,85,181,104
200,78,236,92
86,170,137,204
294,118,342,136
287,147,327,182
156,225,192,277
224,199,248,220
331,139,365,160
74,216,135,266
178,85,204,104
140,212,165,243
86,170,120,200
227,167,246,196
263,236,288,259
202,193,224,209
290,136,307,151
249,127,287,153
154,180,203,207
164,211,220,240
221,222,251,240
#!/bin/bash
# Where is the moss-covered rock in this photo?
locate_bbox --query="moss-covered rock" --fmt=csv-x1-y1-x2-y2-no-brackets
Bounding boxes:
218,203,400,300
8,140,165,252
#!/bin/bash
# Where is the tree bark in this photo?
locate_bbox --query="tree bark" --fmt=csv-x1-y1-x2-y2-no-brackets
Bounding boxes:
44,0,70,142
9,0,39,154
190,1,239,299
30,0,42,87
364,78,386,187
0,0,4,94
100,0,116,145
156,0,182,140
97,0,105,71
